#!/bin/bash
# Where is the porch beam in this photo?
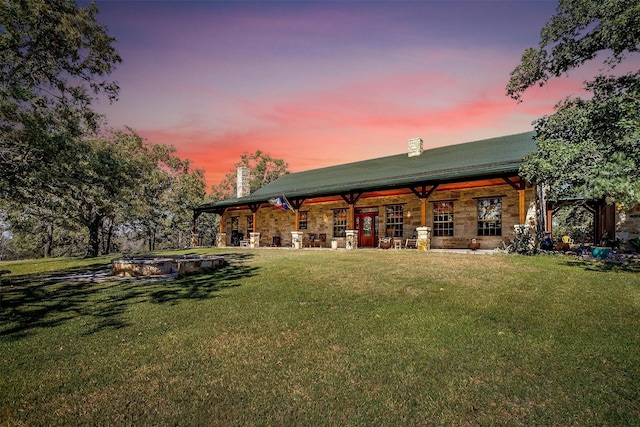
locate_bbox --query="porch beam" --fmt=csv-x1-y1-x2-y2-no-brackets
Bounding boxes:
340,192,362,230
503,177,527,224
502,176,526,191
288,197,306,211
340,191,362,205
409,184,438,227
409,184,438,199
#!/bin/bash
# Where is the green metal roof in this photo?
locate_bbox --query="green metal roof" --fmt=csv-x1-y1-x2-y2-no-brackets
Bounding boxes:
196,131,536,211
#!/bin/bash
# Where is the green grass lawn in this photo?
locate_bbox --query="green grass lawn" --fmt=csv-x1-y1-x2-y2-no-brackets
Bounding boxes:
1,249,639,425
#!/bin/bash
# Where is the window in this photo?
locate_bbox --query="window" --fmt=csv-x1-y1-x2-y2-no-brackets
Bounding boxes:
385,205,404,237
477,197,502,236
299,211,308,230
333,209,348,237
231,216,239,232
433,202,454,236
246,215,253,233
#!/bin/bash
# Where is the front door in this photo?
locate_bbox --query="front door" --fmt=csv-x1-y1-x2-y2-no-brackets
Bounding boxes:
356,213,378,247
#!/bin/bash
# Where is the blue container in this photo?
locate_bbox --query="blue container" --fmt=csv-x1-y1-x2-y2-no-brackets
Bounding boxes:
591,247,611,259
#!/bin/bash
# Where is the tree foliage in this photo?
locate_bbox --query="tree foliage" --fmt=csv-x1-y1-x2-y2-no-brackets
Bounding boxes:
0,1,209,259
508,0,640,207
0,0,121,198
210,150,289,200
507,0,640,101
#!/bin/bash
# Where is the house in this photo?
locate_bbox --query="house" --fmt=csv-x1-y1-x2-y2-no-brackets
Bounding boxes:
193,132,556,249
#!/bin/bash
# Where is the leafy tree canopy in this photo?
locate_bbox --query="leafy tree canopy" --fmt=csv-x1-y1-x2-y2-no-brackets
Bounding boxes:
507,0,640,101
0,0,121,197
507,0,640,207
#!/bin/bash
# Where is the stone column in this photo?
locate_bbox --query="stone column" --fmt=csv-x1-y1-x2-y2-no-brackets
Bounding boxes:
216,232,227,248
250,232,260,248
416,226,431,251
345,230,358,250
291,231,304,249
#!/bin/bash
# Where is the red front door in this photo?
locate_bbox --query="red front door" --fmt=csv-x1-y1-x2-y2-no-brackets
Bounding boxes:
356,213,377,247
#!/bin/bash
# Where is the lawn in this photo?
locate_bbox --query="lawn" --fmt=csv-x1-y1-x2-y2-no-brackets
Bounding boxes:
1,249,639,425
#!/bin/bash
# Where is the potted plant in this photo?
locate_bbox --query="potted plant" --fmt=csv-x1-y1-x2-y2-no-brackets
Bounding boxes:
293,235,301,250
331,237,338,250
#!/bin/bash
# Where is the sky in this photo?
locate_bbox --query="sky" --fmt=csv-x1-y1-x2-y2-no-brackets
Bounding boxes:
90,0,624,189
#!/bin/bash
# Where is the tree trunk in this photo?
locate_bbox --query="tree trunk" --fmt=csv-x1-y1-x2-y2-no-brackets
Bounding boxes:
86,216,102,257
44,221,54,258
148,229,155,252
101,220,114,255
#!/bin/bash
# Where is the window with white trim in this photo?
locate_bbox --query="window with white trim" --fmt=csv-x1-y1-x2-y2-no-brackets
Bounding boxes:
385,205,404,237
333,209,347,237
477,197,502,236
299,211,308,230
433,201,454,237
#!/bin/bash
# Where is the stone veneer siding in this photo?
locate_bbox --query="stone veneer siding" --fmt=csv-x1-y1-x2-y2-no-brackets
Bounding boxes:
222,183,537,249
617,204,640,240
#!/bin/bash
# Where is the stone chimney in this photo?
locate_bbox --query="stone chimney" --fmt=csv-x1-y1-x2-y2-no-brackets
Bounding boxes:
237,166,251,198
408,137,423,157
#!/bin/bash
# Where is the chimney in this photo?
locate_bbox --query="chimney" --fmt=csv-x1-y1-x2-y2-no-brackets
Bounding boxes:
237,166,250,198
408,137,423,157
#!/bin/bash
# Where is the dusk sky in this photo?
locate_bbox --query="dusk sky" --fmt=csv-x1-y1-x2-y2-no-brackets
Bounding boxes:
90,0,635,189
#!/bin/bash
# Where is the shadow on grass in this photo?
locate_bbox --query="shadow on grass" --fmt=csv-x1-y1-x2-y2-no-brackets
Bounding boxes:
0,252,257,341
561,257,640,273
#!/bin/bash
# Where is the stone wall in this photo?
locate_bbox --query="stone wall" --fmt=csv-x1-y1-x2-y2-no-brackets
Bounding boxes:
221,183,537,249
617,204,640,240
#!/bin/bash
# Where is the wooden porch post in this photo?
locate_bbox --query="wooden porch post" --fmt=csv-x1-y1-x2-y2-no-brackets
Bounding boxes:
348,205,355,230
247,203,261,233
409,184,438,227
546,205,554,235
503,177,527,224
286,198,306,233
340,192,362,230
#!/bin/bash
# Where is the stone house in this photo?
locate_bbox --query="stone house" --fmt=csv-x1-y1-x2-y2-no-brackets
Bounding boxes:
193,131,625,250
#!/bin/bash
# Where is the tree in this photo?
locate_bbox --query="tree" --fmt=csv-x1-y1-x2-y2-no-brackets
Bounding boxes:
0,0,121,199
210,150,289,200
127,149,207,251
507,0,640,207
507,0,640,101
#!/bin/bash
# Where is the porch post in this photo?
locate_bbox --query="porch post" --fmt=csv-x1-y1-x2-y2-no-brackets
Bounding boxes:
191,211,202,248
546,204,554,235
340,192,362,232
410,184,437,228
348,205,355,230
519,189,526,224
217,209,226,247
248,203,260,248
345,229,359,250
416,226,431,251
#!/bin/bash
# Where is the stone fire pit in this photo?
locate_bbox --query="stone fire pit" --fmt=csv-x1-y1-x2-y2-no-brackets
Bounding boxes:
112,255,225,278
